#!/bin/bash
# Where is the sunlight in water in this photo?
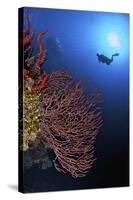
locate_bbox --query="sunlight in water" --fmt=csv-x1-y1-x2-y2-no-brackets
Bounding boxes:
107,32,121,48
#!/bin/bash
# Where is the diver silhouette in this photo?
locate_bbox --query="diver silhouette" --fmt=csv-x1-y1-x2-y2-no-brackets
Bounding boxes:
96,53,119,65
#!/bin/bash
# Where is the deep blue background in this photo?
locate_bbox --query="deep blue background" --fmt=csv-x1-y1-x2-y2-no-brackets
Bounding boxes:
23,7,129,192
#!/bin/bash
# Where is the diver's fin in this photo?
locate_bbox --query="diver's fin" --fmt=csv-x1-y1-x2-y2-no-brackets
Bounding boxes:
112,53,119,56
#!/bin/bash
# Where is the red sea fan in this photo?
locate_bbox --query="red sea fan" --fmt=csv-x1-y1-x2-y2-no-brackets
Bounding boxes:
39,70,102,178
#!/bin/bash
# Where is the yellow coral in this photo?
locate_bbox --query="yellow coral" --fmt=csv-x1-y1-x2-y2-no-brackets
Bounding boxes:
19,91,41,151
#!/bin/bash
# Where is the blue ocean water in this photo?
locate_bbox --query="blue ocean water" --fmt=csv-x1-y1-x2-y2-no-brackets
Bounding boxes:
23,7,129,192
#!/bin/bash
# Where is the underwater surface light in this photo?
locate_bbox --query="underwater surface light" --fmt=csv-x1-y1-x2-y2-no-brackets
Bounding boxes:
107,32,120,48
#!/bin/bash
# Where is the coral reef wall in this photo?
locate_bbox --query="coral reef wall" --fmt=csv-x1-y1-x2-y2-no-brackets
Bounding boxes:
19,9,102,178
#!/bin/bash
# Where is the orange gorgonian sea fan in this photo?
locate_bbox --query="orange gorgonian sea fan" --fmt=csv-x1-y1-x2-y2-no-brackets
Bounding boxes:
39,70,103,178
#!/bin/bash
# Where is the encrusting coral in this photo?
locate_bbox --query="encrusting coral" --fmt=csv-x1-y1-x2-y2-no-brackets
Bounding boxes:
19,9,49,151
20,92,41,151
23,143,52,171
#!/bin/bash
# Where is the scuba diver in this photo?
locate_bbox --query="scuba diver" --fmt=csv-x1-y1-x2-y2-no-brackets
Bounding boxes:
96,53,119,65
